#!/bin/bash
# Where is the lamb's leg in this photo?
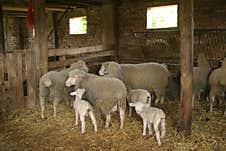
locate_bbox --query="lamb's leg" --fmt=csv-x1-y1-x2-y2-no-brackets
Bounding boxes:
75,111,79,126
105,113,111,128
40,97,45,119
119,107,125,129
154,119,161,146
129,107,132,117
142,119,147,136
89,111,97,133
160,118,166,138
80,115,86,134
148,122,152,136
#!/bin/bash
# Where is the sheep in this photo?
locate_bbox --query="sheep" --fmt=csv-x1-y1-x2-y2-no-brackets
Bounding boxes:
98,61,170,104
129,102,166,146
39,60,89,119
193,53,211,106
127,89,152,117
70,88,97,134
65,69,127,129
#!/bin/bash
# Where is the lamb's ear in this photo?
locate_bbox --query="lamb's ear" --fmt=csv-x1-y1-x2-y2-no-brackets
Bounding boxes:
70,91,76,96
43,79,52,87
98,64,106,76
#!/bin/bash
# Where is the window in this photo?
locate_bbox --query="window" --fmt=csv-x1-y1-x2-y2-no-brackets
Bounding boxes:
147,5,178,29
69,16,87,35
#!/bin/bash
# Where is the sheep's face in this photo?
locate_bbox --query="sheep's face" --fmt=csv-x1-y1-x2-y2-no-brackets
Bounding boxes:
98,63,108,76
65,69,85,87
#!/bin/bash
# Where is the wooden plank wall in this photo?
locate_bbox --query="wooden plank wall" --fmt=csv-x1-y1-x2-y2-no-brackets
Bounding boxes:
0,53,5,112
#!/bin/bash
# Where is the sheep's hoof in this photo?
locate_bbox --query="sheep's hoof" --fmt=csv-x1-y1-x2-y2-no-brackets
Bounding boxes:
142,133,146,136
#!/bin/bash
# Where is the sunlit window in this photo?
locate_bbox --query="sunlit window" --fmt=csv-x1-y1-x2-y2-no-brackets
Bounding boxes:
147,5,178,29
69,16,87,35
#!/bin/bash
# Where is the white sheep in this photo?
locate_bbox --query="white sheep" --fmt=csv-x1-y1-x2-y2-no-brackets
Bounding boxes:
127,89,152,117
70,88,97,134
129,102,166,146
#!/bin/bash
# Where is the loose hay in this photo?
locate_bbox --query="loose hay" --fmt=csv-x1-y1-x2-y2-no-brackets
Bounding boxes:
0,100,226,151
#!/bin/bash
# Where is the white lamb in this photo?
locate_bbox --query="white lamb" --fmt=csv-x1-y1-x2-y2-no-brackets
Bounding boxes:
70,88,97,134
127,89,152,117
129,102,166,146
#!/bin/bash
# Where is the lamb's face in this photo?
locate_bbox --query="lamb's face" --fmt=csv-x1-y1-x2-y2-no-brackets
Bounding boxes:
129,102,145,113
65,69,85,87
70,88,86,99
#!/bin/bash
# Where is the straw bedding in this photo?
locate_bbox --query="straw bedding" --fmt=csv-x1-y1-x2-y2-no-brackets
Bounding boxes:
0,100,225,151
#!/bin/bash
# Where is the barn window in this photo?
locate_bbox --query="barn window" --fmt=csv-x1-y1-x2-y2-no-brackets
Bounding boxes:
69,16,87,35
147,5,178,29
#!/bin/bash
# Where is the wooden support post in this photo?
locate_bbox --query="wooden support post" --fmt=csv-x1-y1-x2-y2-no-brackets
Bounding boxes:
102,0,118,61
0,0,5,52
34,0,48,77
179,0,194,136
53,13,59,49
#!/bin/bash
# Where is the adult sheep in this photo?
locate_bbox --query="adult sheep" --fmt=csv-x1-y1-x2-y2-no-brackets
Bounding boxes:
39,60,89,119
65,69,127,129
192,53,211,106
208,58,226,116
98,61,170,104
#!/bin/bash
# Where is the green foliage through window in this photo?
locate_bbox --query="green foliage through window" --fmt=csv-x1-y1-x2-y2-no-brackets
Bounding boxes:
147,5,178,29
69,16,87,35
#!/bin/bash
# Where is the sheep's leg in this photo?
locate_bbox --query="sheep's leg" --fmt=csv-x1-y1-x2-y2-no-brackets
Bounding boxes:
129,107,132,117
153,120,161,146
53,99,59,118
80,115,86,134
40,97,45,119
89,111,97,133
119,107,125,129
160,118,166,138
210,96,215,112
105,114,111,128
142,119,147,136
75,111,79,126
160,96,165,104
192,94,195,107
148,122,152,136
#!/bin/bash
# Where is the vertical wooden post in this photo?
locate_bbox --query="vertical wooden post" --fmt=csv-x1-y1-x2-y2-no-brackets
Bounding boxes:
0,0,5,52
53,12,59,49
179,0,194,136
0,53,5,112
34,0,48,77
102,0,118,61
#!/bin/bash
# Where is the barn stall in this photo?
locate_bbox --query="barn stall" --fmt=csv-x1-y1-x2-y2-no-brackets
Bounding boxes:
0,0,226,150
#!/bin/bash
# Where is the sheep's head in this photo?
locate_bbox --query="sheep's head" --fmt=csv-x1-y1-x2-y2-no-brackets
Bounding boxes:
98,61,122,79
43,78,52,87
65,69,86,87
69,60,89,73
70,88,86,99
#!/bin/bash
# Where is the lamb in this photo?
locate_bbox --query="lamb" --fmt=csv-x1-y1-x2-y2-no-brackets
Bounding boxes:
70,88,97,134
129,102,166,146
65,69,127,129
39,60,89,119
127,89,152,117
98,61,170,104
192,53,211,106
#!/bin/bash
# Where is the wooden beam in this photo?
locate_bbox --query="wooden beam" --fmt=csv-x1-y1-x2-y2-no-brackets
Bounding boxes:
3,6,67,12
0,1,5,52
34,0,48,76
179,0,194,136
48,45,104,57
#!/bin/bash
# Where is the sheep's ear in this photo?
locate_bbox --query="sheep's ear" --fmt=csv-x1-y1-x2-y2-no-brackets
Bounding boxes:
98,64,106,75
81,88,86,92
129,103,135,107
70,91,76,96
43,79,52,87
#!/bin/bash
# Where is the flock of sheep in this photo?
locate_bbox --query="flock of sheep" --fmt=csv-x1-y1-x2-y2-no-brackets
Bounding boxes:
38,54,226,146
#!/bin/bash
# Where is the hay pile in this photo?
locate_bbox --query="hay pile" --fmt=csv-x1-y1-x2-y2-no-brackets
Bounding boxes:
0,100,226,151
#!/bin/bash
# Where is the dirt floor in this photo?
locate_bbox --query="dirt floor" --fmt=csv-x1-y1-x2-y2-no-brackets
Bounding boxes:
0,100,226,151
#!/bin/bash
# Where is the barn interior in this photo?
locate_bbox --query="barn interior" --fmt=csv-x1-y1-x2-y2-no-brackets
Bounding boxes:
0,0,226,150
